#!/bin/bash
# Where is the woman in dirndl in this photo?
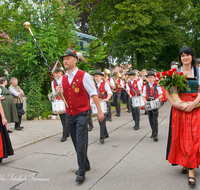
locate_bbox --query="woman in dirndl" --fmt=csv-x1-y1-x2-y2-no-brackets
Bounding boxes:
166,46,200,186
0,98,14,163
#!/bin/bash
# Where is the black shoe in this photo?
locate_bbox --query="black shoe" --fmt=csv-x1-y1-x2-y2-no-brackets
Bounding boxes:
115,113,120,117
19,126,24,129
76,175,85,182
109,118,112,122
100,139,104,144
15,127,23,131
88,127,93,131
106,118,109,121
144,112,148,115
181,167,188,174
150,135,154,138
7,130,13,133
153,136,158,141
188,177,196,186
75,167,90,175
134,126,139,130
104,134,109,139
60,137,67,142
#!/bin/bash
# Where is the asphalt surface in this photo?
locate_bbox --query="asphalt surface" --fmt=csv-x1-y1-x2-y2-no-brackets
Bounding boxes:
1,102,198,190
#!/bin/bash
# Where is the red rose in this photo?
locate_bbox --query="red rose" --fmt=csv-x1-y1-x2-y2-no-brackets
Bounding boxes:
176,72,178,74
162,71,167,76
168,70,173,75
180,72,184,75
73,51,76,54
167,73,173,77
172,68,177,72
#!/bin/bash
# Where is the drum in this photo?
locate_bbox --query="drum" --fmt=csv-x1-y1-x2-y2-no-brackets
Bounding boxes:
145,99,161,111
132,96,145,107
52,100,66,114
91,101,107,115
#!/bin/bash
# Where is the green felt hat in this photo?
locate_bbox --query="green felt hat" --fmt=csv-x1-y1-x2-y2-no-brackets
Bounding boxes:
60,48,78,60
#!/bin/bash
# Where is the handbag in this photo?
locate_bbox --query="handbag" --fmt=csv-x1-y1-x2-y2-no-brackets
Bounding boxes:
16,98,25,116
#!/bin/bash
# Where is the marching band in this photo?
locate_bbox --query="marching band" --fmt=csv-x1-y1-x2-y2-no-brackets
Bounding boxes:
50,48,167,182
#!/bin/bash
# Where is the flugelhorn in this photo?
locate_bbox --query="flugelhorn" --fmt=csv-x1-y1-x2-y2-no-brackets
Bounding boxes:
113,72,121,93
103,69,110,81
24,21,68,108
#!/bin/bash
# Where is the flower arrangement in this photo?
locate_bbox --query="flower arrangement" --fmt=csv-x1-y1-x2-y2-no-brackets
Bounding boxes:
158,68,200,108
158,68,190,92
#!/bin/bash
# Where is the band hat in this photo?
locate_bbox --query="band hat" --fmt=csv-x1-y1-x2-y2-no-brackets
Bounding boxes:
128,70,136,76
93,70,104,76
54,67,64,73
171,61,179,65
60,48,78,60
147,71,156,77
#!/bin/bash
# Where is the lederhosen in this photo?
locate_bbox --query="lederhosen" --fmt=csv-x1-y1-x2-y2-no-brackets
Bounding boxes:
128,81,140,129
146,83,159,137
52,81,69,139
167,68,200,168
95,82,109,139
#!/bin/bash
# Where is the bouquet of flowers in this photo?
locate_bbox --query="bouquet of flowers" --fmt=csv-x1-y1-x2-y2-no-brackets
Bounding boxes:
158,68,190,91
158,68,200,108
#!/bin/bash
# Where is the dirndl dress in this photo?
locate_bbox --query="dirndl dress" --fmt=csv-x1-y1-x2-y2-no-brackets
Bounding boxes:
166,68,200,168
0,114,14,160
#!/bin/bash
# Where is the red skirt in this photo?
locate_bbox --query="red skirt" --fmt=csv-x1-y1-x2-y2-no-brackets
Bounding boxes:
167,93,200,168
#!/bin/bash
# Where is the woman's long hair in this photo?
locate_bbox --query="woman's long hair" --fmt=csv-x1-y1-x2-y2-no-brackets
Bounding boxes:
178,46,196,68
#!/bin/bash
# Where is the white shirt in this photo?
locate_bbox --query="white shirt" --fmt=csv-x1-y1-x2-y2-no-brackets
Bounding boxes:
126,79,142,91
51,78,62,94
61,67,97,97
95,80,113,96
9,86,24,97
105,77,115,87
142,83,163,97
180,67,200,84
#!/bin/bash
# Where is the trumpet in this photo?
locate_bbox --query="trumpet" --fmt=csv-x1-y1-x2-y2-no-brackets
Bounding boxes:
113,72,121,93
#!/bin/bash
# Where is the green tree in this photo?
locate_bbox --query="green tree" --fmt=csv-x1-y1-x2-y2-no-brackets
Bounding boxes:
89,0,192,70
0,0,79,119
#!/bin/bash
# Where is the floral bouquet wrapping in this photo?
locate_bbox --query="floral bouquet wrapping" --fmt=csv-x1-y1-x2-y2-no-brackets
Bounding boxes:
158,68,200,108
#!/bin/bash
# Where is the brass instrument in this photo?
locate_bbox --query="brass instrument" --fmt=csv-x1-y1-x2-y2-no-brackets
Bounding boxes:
113,72,121,93
103,69,111,81
124,75,129,90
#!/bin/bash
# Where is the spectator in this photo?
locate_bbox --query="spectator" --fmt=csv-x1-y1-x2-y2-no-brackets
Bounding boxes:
9,77,24,131
0,77,18,132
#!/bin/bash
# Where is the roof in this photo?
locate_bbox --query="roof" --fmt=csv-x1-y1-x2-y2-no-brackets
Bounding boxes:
75,31,96,41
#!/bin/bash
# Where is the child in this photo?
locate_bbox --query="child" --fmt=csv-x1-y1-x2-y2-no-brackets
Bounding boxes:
126,70,142,130
142,71,163,141
93,70,112,143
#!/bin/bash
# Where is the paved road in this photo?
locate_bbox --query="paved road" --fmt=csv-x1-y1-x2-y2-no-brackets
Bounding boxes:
1,102,198,190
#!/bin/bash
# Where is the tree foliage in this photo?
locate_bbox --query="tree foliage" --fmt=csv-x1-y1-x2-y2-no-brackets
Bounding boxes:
89,0,192,70
0,0,79,119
